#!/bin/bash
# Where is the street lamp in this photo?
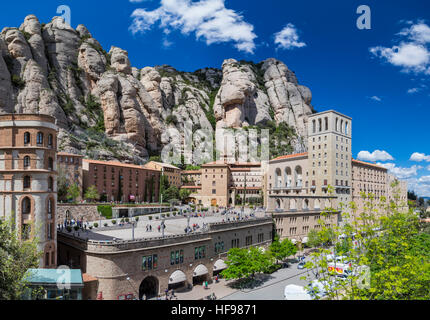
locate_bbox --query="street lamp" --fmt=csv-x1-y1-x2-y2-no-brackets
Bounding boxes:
162,218,166,238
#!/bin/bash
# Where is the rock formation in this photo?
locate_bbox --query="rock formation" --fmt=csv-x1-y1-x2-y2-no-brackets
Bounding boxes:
0,15,318,163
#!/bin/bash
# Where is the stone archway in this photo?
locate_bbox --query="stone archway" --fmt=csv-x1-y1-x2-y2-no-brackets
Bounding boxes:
139,276,159,300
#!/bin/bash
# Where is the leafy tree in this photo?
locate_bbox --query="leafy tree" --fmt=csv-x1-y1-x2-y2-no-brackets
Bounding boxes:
301,191,430,300
221,247,273,280
269,237,297,263
307,229,323,248
66,183,81,202
163,186,179,203
179,189,192,203
0,218,41,300
84,185,100,202
149,156,161,162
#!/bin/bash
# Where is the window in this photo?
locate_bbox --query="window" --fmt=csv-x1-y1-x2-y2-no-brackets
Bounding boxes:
24,132,31,145
48,158,54,171
246,236,253,246
48,177,54,191
215,242,225,254
142,254,158,271
195,246,206,260
22,197,31,215
23,176,31,189
258,233,264,243
37,132,44,145
24,156,30,169
48,134,53,148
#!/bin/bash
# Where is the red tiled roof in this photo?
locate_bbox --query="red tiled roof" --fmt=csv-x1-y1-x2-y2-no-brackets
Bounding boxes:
352,159,388,170
58,152,84,157
271,153,308,161
82,273,98,282
83,159,160,172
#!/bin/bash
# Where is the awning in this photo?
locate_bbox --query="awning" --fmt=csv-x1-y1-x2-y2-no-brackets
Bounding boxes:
302,237,308,244
193,265,209,277
169,270,187,285
213,259,227,271
291,239,297,244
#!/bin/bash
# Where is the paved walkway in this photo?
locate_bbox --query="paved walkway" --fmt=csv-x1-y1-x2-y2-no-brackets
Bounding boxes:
174,279,238,300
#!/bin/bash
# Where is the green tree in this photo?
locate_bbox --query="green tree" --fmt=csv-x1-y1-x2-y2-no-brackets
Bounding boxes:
0,218,41,300
307,229,323,248
84,185,100,202
66,183,81,202
57,168,68,202
179,189,192,203
163,186,179,203
269,237,297,263
301,192,430,300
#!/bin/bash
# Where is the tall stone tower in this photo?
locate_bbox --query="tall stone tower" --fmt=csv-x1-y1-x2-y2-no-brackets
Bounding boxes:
307,111,352,212
0,114,58,268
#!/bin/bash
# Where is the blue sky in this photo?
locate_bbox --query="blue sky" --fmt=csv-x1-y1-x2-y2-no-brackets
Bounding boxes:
1,0,429,196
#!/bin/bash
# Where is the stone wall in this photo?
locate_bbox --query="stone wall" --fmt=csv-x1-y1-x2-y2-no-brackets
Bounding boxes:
57,204,102,223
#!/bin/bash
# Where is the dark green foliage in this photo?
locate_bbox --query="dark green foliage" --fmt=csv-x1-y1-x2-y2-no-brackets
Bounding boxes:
11,75,25,89
98,205,113,219
165,115,178,125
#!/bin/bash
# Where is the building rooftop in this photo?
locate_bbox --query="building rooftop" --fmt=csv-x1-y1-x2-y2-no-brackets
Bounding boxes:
145,161,181,170
83,159,161,172
24,269,83,286
58,152,84,158
271,153,308,162
352,159,388,170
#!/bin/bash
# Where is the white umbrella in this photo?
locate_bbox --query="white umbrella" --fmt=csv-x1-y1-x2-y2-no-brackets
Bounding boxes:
284,285,312,300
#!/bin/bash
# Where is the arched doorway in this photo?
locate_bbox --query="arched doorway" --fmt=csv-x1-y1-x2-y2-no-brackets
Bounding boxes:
168,270,187,291
193,264,209,285
139,276,159,300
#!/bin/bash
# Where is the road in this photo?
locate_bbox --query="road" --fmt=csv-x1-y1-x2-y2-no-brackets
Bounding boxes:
221,261,317,300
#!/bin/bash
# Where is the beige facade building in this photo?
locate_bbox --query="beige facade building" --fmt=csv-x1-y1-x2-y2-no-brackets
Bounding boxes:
181,162,264,208
144,161,182,188
58,217,273,300
0,114,58,268
267,110,408,242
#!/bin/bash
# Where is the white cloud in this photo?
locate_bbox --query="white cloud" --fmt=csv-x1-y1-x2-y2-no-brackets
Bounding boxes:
357,150,394,162
410,152,430,162
274,23,306,50
407,87,420,94
369,95,382,102
399,22,430,44
377,162,422,179
406,177,430,197
370,21,430,74
129,0,257,53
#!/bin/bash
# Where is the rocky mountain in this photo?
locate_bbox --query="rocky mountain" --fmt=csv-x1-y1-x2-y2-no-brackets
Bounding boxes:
0,15,317,164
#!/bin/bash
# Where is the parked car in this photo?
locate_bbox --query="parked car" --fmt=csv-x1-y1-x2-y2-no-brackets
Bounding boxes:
297,261,306,269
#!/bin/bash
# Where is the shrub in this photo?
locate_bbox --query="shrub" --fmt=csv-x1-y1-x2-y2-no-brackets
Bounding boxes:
93,223,99,228
104,223,108,227
120,218,125,223
66,226,72,232
98,205,113,219
125,218,130,223
135,217,140,222
89,226,93,230
156,216,160,220
161,214,166,218
167,213,170,217
148,216,153,221
74,226,79,232
11,75,25,89
173,212,177,216
111,220,117,225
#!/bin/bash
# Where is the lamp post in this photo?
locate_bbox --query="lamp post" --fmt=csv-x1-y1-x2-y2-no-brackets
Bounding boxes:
162,218,166,238
132,221,135,241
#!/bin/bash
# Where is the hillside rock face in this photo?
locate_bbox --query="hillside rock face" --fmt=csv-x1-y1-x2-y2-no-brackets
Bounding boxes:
0,15,317,163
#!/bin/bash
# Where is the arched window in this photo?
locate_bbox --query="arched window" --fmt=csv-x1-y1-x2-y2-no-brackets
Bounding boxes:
290,199,297,210
22,197,31,215
314,199,321,210
304,199,309,210
48,134,53,148
24,132,31,145
312,120,316,133
345,122,349,135
295,166,303,188
23,176,31,189
318,118,322,132
37,132,44,145
48,198,53,215
285,167,292,188
48,157,54,171
48,177,54,191
325,117,329,131
24,156,30,169
275,168,282,188
335,118,339,132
